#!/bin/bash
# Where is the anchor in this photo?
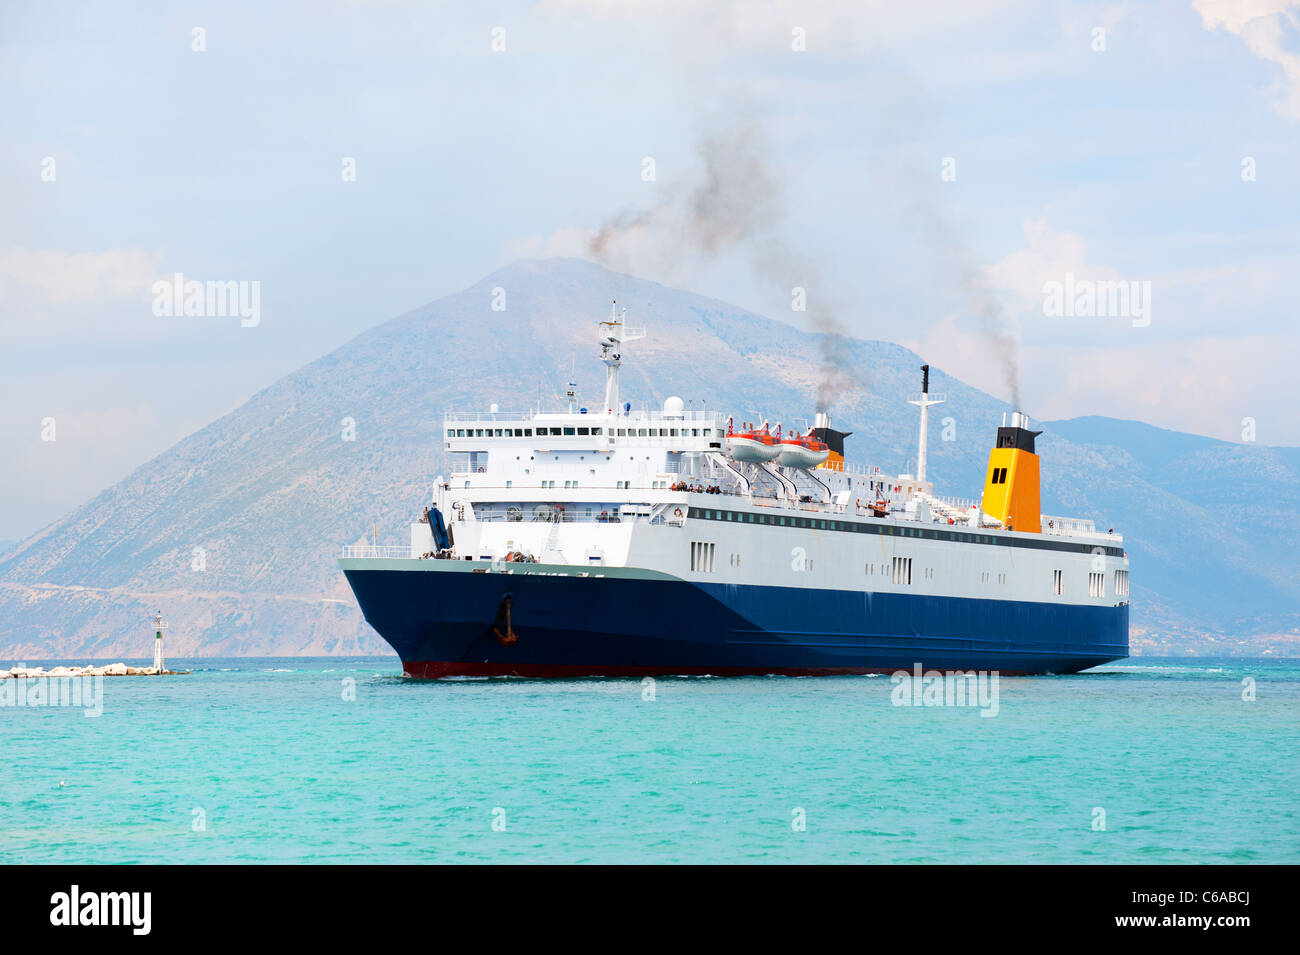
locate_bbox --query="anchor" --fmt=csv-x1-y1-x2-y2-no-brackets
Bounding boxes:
492,593,518,645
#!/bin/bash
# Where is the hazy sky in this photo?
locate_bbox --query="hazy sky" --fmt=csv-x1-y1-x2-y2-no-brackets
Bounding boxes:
2,0,1298,541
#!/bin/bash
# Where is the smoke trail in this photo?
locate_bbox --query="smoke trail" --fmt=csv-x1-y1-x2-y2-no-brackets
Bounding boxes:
907,198,1022,408
586,119,864,412
966,277,1022,410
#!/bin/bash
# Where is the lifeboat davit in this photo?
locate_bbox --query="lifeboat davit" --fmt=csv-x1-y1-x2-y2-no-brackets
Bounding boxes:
725,419,781,463
777,431,830,469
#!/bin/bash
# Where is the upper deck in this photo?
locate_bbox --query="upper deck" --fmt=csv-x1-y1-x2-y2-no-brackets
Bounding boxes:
422,306,1122,554
444,409,727,454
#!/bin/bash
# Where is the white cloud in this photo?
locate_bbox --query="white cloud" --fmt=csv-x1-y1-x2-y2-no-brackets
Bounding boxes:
0,247,158,306
503,227,595,262
1193,0,1300,119
1023,333,1300,442
902,216,1300,438
542,0,1029,57
982,218,1120,313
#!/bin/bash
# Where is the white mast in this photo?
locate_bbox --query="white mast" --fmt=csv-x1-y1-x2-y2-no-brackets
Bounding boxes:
598,301,644,417
907,364,946,484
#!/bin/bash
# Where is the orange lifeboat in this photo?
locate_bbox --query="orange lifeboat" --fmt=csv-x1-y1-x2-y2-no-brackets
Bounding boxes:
726,419,781,463
777,429,830,469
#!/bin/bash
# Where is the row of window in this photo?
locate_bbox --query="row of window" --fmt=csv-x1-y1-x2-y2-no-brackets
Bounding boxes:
687,507,1124,558
1053,568,1127,599
684,548,1126,598
448,426,723,439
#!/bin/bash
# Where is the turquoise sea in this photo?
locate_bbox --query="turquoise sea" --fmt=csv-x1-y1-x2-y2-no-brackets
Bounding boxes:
2,656,1297,864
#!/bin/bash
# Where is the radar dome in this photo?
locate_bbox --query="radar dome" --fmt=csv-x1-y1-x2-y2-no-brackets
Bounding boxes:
663,396,685,418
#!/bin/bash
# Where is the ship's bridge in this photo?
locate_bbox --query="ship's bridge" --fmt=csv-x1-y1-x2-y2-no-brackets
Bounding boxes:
444,410,726,454
444,406,728,492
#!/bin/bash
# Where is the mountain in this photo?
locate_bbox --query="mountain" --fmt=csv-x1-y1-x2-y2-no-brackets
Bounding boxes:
1,258,1296,658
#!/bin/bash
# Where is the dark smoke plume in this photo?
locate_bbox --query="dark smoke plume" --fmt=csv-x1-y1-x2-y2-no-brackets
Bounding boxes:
586,118,865,413
907,198,1023,409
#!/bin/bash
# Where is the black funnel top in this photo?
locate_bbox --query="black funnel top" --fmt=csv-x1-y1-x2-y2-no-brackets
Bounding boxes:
995,425,1042,453
813,427,852,456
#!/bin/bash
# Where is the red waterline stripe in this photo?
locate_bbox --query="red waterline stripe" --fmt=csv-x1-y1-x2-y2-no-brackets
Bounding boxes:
401,661,1034,679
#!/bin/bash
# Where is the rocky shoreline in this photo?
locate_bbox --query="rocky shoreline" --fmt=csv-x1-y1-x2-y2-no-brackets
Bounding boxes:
0,664,186,678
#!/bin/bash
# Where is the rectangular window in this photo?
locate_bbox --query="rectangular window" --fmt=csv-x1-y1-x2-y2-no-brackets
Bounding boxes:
1088,572,1105,598
1053,569,1063,595
563,427,576,436
578,427,589,435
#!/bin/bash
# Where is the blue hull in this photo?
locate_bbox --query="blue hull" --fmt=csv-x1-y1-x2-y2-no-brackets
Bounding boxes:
343,564,1129,677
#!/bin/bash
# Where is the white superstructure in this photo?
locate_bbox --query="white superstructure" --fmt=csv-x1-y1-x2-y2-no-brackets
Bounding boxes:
346,306,1130,614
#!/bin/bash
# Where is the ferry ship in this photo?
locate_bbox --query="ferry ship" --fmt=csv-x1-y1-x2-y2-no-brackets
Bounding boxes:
340,306,1129,677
